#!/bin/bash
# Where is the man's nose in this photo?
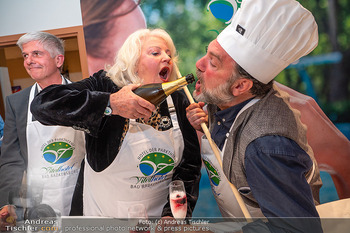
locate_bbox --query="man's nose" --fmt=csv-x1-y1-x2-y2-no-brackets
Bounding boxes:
25,55,34,65
196,57,205,72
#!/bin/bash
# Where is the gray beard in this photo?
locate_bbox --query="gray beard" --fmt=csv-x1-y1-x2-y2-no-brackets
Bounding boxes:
193,74,236,105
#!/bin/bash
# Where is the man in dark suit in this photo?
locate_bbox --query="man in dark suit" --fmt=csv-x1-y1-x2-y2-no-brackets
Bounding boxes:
0,32,85,230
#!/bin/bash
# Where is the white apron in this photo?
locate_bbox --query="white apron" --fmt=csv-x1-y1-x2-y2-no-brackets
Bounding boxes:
26,81,85,216
83,97,184,218
201,99,265,218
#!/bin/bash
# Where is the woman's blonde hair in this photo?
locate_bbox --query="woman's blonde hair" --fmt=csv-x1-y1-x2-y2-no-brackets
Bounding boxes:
106,28,178,87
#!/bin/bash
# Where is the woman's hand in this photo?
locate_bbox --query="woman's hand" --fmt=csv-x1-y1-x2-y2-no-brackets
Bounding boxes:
110,84,156,119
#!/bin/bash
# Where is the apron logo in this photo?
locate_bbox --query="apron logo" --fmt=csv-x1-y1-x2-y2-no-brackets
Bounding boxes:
43,141,74,165
139,152,174,176
203,159,221,186
132,150,175,187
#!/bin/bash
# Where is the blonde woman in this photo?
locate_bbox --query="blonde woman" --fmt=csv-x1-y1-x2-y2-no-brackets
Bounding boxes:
31,28,201,218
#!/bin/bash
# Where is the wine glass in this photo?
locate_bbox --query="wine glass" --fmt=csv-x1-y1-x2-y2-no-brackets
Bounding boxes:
128,204,150,233
169,180,187,220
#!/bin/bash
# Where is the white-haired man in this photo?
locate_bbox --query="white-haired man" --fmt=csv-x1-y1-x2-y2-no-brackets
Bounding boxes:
0,32,85,230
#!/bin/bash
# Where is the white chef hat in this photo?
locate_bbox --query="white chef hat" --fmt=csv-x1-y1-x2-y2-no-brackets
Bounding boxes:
217,0,318,84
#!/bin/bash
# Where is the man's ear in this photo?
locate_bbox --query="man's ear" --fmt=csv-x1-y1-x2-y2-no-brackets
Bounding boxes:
231,78,253,96
56,54,64,68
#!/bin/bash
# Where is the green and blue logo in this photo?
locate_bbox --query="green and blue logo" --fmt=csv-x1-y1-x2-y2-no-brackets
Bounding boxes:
203,158,221,186
43,141,74,165
139,152,174,176
207,0,242,24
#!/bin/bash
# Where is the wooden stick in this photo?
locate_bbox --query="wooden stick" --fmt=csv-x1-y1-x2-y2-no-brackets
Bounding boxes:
176,67,253,222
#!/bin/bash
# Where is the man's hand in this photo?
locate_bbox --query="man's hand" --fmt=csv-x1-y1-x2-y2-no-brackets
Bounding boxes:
110,84,156,119
0,205,17,231
186,102,208,132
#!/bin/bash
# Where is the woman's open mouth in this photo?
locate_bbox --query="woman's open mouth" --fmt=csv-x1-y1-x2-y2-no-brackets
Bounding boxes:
159,67,170,82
